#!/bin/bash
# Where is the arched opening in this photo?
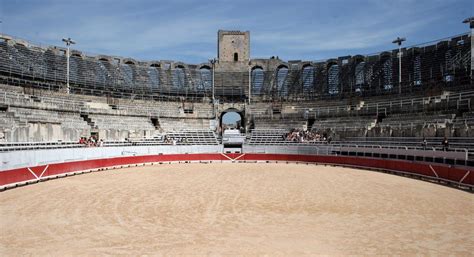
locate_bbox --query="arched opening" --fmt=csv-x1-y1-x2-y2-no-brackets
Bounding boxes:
355,61,366,94
69,53,80,84
276,65,289,97
251,66,264,96
381,54,393,91
327,63,340,95
234,52,238,62
443,49,454,82
220,109,244,133
148,67,160,93
173,65,186,90
302,65,314,93
413,54,422,86
95,60,109,87
14,42,28,48
120,62,135,90
198,66,212,92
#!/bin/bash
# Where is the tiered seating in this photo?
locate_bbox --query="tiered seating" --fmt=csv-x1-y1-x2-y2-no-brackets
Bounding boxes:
381,113,455,127
248,103,272,116
376,112,455,137
0,141,84,152
158,118,211,132
453,111,474,137
253,118,306,130
344,136,474,152
0,106,90,142
248,129,288,145
0,111,23,129
10,107,89,128
311,116,376,138
165,130,218,145
279,90,474,121
89,114,155,130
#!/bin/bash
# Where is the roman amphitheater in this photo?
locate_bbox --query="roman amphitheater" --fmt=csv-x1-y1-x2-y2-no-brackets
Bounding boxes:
0,25,473,255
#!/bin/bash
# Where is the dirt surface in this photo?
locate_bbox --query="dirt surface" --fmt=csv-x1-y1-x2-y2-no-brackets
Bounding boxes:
1,163,473,256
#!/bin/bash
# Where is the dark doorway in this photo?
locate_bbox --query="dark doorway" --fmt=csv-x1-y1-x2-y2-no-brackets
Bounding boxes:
150,117,160,129
234,52,238,62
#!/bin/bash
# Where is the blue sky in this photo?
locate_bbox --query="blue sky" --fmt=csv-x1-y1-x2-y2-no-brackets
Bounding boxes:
0,0,471,63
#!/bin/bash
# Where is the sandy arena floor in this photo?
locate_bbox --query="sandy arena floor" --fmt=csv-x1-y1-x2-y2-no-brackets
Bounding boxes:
0,163,473,256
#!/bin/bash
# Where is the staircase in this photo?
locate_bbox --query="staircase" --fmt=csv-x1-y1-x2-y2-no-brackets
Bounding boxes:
80,114,95,129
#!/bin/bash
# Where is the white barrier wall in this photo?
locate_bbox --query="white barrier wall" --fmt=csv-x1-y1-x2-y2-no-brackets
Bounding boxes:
1,145,222,171
2,143,469,172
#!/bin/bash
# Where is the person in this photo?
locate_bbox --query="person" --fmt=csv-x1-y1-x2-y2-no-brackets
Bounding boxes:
442,137,449,151
422,137,427,150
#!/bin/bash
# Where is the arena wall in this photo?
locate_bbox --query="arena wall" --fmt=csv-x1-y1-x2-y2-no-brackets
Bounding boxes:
0,145,223,170
1,152,472,191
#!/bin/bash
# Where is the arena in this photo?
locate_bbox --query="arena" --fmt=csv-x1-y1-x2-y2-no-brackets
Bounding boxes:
1,162,473,255
0,1,474,255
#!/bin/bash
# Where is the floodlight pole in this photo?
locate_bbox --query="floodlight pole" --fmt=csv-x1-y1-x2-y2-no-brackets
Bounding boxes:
392,37,406,95
62,37,76,94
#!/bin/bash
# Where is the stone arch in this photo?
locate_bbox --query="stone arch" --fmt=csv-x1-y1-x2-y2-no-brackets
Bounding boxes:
276,64,289,97
198,66,212,91
353,55,366,93
301,64,314,94
326,61,340,95
71,52,83,58
97,55,112,63
199,64,212,70
410,47,422,86
13,41,28,48
379,52,393,91
219,108,245,134
148,63,161,93
123,59,137,65
173,65,186,89
251,66,265,96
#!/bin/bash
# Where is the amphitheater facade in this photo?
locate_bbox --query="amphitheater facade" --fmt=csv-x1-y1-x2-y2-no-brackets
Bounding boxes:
0,25,473,191
0,29,473,142
0,22,474,255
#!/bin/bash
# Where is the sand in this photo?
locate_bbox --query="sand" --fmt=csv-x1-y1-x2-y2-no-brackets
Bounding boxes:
0,162,473,256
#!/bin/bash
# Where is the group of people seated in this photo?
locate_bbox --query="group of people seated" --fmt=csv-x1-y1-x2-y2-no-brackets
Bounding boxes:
79,136,103,147
163,135,189,145
284,129,332,143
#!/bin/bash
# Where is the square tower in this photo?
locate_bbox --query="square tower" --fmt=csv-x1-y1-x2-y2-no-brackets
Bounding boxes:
218,30,250,62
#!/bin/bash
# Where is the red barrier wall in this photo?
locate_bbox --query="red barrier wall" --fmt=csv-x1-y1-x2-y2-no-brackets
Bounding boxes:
0,153,472,189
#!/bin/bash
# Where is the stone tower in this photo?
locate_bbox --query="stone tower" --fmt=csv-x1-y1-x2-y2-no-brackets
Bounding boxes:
217,30,250,63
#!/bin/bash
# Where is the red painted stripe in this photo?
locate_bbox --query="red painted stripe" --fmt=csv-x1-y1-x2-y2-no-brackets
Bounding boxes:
0,153,472,188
